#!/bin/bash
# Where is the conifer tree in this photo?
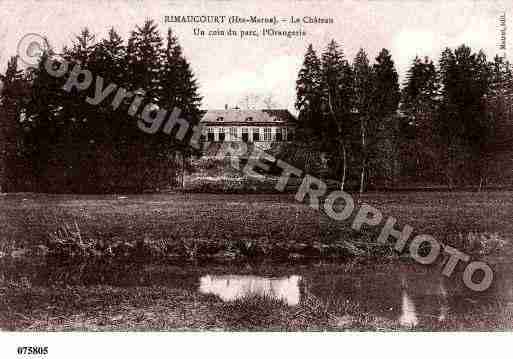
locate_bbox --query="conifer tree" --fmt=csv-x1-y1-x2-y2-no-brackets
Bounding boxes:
373,48,400,118
437,45,492,187
295,44,323,138
353,48,374,192
162,29,202,121
94,28,126,85
489,55,513,94
400,56,440,181
126,20,165,102
371,48,400,186
0,56,27,191
320,40,354,189
160,28,203,185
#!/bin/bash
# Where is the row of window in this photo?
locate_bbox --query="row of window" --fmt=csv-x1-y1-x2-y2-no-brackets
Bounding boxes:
204,127,293,142
216,116,280,122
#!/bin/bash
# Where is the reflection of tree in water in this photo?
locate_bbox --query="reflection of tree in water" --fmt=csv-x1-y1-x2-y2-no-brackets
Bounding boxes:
300,267,507,329
2,260,510,329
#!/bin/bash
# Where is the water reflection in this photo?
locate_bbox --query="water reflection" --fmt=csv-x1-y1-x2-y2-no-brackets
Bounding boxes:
199,275,302,306
438,281,449,322
197,267,506,329
1,260,510,330
399,290,418,327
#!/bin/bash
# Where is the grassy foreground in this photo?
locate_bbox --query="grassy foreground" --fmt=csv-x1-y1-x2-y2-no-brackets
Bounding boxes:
0,274,368,331
0,191,511,261
2,263,511,331
1,191,512,330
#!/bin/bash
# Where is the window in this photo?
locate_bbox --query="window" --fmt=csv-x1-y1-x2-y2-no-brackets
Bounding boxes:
246,117,253,121
275,128,283,141
242,128,249,142
216,116,224,121
264,127,272,141
207,127,215,142
218,128,225,142
253,128,260,142
229,127,238,141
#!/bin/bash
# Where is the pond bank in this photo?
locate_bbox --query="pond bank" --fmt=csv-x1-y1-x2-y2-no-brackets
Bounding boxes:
1,260,512,331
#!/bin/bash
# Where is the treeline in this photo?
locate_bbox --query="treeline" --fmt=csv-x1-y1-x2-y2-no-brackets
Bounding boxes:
0,20,201,193
295,41,513,191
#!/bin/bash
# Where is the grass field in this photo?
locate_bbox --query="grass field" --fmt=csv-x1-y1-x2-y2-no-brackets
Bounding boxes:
1,191,512,330
0,191,511,261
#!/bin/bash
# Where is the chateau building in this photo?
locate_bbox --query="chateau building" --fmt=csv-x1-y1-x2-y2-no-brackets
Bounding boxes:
200,108,296,143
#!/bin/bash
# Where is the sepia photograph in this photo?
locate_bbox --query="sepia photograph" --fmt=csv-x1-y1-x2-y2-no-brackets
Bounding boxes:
0,0,513,356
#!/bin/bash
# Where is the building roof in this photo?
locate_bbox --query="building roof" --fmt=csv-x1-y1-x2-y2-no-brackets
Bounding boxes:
200,109,296,125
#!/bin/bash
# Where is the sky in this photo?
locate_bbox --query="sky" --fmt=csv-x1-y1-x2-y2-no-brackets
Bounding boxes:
1,0,512,114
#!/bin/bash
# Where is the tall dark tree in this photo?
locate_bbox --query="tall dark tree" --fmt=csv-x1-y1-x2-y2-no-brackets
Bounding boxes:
162,29,202,120
373,49,400,118
160,28,203,186
295,44,323,138
68,28,96,64
320,40,354,190
94,28,127,85
0,56,29,191
400,56,440,181
437,45,492,187
124,20,167,191
371,48,401,186
20,21,203,193
126,19,165,101
83,28,130,191
23,50,66,191
489,55,513,94
353,48,374,192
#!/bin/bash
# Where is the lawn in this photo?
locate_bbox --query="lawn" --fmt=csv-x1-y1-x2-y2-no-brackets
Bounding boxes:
1,191,512,331
0,191,511,261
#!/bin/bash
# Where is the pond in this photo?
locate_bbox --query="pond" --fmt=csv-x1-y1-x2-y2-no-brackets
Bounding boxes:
2,259,512,330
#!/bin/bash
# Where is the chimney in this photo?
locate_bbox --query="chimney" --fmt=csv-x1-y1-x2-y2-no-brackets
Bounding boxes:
225,104,228,110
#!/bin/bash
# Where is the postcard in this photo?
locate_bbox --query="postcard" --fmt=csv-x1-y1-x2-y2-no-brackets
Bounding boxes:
0,0,512,358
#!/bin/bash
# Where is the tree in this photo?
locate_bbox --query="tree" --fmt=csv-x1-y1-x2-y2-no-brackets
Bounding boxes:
236,92,279,109
262,93,278,109
94,28,127,86
353,48,374,193
400,56,440,182
161,28,202,187
371,48,400,187
373,49,400,118
489,54,513,94
124,20,168,191
437,45,492,187
295,44,323,138
237,93,260,110
127,20,165,101
20,21,202,193
320,40,354,190
0,56,29,191
68,28,96,64
162,28,202,117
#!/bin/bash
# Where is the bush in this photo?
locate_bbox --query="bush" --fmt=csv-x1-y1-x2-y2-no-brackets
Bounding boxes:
183,176,285,193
